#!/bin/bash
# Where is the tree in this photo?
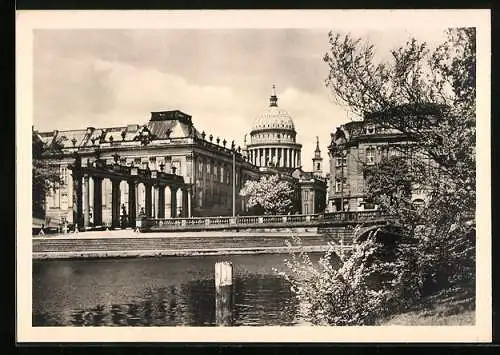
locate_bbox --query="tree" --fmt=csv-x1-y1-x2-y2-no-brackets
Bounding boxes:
32,130,63,218
278,28,476,326
324,27,476,288
240,174,295,215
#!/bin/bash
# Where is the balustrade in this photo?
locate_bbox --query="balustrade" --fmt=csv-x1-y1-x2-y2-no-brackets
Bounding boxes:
147,211,391,229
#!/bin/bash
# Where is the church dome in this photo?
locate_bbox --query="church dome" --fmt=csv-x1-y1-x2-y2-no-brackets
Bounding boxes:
251,87,295,132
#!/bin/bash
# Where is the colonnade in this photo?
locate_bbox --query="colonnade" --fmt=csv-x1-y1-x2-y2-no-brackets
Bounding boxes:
247,147,301,168
71,169,191,230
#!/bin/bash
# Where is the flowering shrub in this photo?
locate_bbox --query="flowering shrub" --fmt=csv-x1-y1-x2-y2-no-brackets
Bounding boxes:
276,231,422,325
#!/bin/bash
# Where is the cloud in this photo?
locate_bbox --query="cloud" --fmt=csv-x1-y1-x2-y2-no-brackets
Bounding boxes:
33,28,449,172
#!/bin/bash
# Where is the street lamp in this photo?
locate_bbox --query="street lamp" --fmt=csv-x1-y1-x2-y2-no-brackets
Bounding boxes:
232,147,236,217
338,150,345,212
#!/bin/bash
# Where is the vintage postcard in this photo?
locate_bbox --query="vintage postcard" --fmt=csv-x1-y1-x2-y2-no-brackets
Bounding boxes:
16,10,491,342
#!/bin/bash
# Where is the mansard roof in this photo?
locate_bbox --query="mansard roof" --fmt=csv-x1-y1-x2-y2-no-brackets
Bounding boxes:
36,110,202,148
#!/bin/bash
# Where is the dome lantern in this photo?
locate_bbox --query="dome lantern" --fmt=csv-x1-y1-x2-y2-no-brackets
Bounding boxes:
269,84,278,107
251,85,295,132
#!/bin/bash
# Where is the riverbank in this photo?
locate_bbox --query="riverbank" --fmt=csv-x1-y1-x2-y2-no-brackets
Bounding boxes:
32,229,337,260
378,282,476,326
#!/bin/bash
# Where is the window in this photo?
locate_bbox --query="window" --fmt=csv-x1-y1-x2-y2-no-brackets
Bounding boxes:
412,199,425,209
150,157,157,170
335,156,347,167
198,161,203,178
61,192,68,209
198,190,203,208
316,163,321,170
172,161,181,175
335,180,342,193
366,147,376,165
220,166,224,183
61,166,68,185
364,202,376,210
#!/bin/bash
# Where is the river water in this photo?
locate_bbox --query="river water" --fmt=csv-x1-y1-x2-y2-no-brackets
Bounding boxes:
33,253,326,326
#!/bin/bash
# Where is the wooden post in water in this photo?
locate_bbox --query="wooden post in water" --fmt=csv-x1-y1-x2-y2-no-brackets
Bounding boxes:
215,261,233,326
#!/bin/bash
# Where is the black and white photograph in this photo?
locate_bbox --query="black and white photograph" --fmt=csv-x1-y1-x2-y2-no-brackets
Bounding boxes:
17,10,491,342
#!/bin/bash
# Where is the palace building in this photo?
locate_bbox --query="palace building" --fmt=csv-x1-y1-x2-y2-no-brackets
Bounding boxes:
327,104,440,212
36,110,260,228
34,87,327,230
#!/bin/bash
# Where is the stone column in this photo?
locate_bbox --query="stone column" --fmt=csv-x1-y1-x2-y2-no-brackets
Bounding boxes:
288,149,292,168
128,180,137,227
93,176,103,226
170,186,178,218
111,179,121,229
298,151,301,167
157,184,165,218
152,185,157,219
72,172,83,230
145,183,152,218
83,174,90,229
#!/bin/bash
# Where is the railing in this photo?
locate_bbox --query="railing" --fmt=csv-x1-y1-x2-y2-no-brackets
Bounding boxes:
322,210,387,222
144,210,392,231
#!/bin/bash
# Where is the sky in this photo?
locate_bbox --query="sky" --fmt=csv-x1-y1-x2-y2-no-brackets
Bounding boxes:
33,28,448,171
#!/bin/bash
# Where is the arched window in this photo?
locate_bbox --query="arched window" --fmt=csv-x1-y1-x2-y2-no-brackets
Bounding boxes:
365,124,375,135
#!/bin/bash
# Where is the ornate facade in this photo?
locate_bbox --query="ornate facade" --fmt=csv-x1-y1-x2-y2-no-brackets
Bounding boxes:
327,106,437,212
37,110,260,228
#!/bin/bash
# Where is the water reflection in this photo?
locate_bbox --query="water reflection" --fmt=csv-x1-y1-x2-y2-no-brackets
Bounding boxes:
33,254,307,326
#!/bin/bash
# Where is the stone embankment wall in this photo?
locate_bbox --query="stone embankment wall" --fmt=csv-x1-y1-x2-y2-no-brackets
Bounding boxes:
32,231,349,260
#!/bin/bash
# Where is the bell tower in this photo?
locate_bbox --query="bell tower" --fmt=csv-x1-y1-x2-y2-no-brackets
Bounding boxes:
313,136,323,177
